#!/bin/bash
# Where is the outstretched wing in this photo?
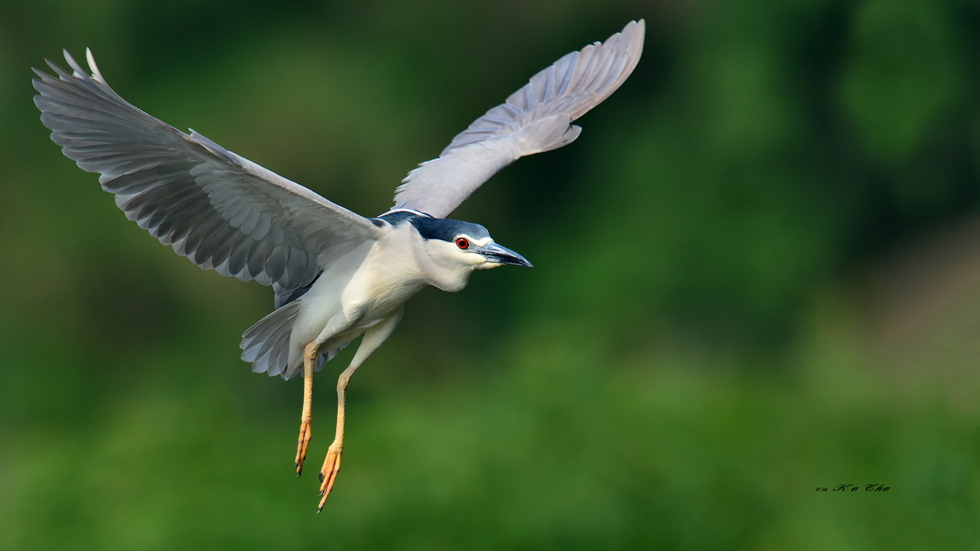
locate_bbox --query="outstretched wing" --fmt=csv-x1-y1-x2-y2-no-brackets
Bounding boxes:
392,20,645,219
33,50,383,293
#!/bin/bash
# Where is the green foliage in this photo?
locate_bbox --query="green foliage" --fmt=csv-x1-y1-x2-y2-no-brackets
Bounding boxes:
1,0,979,548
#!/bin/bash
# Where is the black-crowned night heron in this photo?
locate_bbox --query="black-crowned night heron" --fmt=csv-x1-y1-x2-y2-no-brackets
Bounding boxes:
33,20,644,512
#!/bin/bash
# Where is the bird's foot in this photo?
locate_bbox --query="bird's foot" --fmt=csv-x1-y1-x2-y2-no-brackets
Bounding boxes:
316,444,343,513
294,418,312,477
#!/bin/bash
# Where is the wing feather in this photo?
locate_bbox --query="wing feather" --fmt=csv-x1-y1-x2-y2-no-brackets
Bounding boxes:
393,20,644,219
34,50,382,292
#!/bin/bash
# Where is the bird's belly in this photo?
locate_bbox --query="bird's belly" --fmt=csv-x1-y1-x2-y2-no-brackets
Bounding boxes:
294,260,421,349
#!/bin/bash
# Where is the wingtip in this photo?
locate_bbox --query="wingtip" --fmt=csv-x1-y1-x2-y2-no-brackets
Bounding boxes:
623,19,646,48
86,48,106,82
62,49,88,78
48,48,104,82
617,20,646,72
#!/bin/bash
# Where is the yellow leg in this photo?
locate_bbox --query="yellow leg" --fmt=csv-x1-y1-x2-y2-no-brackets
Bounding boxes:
316,364,357,511
315,309,403,513
294,341,318,477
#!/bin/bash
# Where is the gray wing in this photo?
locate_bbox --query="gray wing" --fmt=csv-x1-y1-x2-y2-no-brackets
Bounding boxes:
392,20,645,219
33,49,383,293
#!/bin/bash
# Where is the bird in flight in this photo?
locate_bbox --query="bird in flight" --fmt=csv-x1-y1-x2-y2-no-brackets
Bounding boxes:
33,20,645,512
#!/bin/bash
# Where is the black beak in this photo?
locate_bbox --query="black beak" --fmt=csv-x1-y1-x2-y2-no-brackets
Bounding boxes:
479,242,533,267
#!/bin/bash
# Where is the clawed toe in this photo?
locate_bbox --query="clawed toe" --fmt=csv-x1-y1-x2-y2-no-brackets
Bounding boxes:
294,420,312,476
316,445,343,512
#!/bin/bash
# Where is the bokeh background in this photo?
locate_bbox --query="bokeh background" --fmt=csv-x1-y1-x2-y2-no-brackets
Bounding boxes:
2,0,979,548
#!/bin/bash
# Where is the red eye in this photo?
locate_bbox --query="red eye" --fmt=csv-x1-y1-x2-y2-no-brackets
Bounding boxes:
455,238,469,249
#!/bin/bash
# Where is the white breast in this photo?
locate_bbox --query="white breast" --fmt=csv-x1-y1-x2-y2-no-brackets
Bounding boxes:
341,225,429,322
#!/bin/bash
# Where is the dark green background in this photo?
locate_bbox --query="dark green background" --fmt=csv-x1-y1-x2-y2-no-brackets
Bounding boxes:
2,0,979,548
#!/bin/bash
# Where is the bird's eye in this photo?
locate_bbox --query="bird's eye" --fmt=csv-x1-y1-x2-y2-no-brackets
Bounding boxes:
455,238,469,249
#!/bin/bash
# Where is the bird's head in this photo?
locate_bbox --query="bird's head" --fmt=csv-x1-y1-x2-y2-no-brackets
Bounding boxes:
409,217,531,289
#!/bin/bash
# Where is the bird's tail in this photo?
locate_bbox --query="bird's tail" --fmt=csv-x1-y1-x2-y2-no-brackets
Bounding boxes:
240,301,302,378
240,301,351,380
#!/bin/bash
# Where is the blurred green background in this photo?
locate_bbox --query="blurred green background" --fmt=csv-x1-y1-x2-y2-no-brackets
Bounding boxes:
2,0,979,548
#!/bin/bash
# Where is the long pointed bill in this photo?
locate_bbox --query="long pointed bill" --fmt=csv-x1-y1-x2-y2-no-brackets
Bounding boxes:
479,242,533,267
